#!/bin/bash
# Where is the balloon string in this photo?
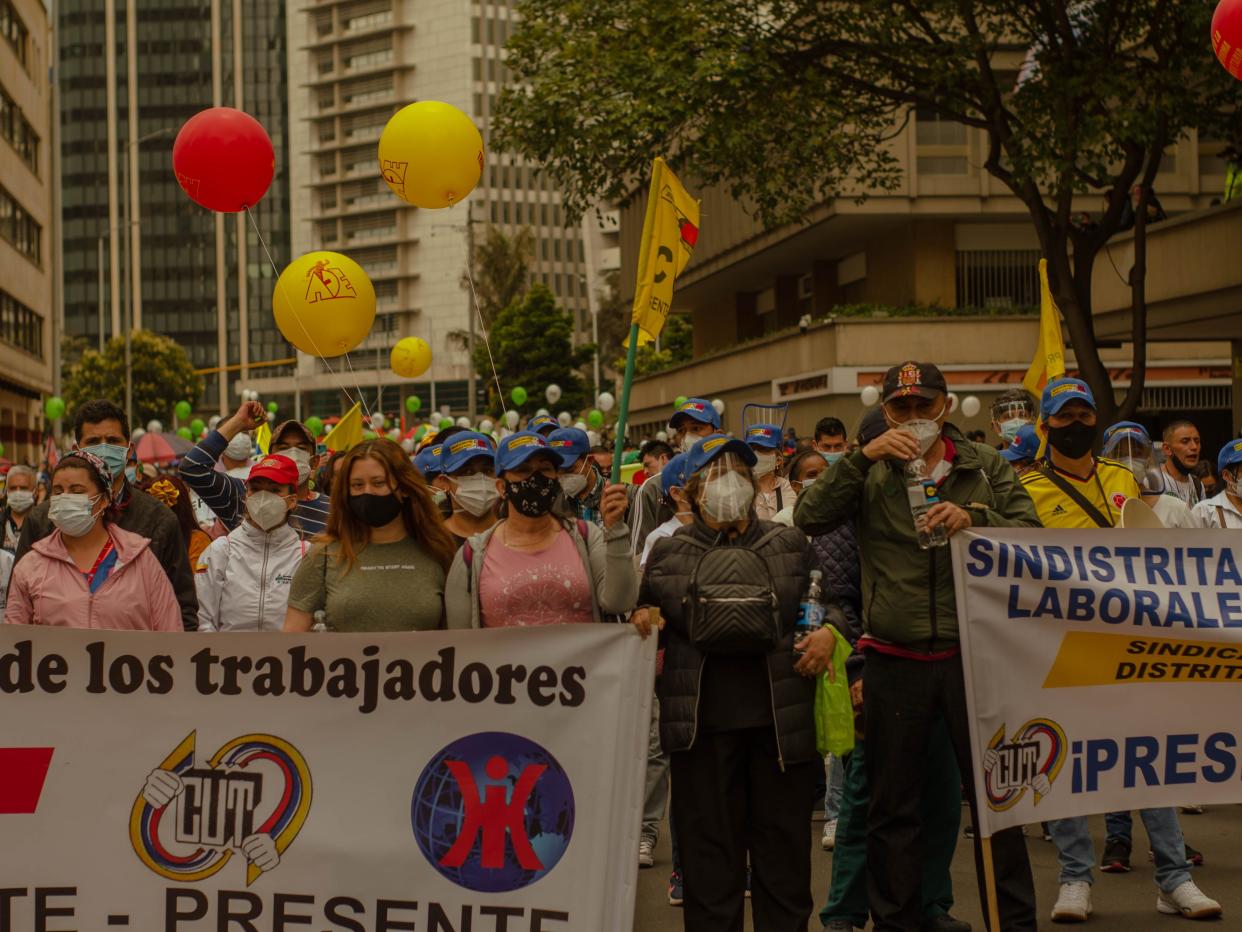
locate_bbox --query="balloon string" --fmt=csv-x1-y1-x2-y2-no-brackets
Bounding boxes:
456,198,506,414
243,205,367,415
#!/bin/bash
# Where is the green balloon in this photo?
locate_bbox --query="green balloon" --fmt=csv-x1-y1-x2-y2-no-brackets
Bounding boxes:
266,401,278,414
588,409,605,429
175,401,192,421
414,425,428,441
190,418,205,437
511,386,528,407
405,395,422,414
674,395,688,409
176,426,192,441
439,417,454,430
305,416,324,437
363,430,377,441
44,396,66,421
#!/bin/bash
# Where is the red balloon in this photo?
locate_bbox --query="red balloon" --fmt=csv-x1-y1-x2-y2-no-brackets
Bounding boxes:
1213,0,1242,79
172,107,274,212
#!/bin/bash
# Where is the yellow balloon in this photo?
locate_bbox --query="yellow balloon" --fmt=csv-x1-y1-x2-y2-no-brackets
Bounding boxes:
272,251,375,357
378,101,484,209
390,337,432,379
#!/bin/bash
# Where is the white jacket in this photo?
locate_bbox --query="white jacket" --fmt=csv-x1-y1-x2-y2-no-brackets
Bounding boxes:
194,519,307,632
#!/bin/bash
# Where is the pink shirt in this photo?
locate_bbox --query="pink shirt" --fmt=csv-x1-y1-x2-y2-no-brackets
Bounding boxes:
478,527,593,628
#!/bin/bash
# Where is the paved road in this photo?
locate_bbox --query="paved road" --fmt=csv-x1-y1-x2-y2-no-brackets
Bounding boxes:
634,806,1242,930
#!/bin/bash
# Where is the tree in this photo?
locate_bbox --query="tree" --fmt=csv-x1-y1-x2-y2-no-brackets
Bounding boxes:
630,313,694,377
462,225,536,329
474,284,594,415
496,1,1242,421
63,330,205,427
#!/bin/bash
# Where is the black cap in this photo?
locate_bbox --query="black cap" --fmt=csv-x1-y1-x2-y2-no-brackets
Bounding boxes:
881,361,948,403
858,407,888,446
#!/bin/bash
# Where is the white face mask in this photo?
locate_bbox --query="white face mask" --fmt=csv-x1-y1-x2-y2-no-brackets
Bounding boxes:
894,409,944,456
49,493,103,538
246,491,290,531
699,471,754,523
280,447,312,486
998,418,1028,443
451,473,500,517
751,452,777,478
7,489,34,513
226,433,253,462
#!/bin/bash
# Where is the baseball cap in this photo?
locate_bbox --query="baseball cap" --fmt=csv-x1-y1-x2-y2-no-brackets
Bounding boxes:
527,414,557,435
1040,377,1096,419
496,431,558,474
438,431,495,475
684,433,757,477
1218,438,1242,474
413,444,444,479
882,361,948,403
745,423,782,450
247,454,298,487
1102,421,1151,454
660,452,690,497
271,420,315,449
858,407,888,446
668,397,721,431
1001,425,1041,463
546,427,591,469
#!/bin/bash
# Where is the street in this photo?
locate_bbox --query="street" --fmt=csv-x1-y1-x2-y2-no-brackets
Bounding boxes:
634,807,1242,930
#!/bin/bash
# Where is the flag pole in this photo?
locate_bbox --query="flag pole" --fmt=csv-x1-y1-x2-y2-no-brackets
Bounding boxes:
610,323,641,485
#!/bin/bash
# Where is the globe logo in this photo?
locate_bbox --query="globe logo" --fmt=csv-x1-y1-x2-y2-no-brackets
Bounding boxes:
411,731,575,892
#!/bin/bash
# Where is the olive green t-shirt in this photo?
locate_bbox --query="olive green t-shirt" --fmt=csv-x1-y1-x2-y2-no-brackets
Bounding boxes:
287,538,446,632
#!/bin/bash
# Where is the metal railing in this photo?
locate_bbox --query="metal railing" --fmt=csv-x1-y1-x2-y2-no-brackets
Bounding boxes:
955,249,1041,309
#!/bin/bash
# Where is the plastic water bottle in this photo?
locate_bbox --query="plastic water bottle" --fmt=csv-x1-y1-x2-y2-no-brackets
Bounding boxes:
795,570,826,654
907,459,948,550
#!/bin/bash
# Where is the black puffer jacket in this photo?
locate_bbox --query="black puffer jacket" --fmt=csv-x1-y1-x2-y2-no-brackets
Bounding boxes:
641,517,816,766
810,523,865,683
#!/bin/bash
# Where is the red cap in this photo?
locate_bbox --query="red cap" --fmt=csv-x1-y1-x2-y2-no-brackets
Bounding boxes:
247,454,298,487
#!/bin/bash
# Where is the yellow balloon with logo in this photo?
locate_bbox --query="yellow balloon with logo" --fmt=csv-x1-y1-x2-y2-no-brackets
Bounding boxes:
378,101,484,209
390,337,432,379
272,251,375,357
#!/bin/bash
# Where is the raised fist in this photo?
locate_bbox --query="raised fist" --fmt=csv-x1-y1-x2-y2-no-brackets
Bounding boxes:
982,748,999,773
142,769,183,809
1033,773,1052,797
241,833,280,872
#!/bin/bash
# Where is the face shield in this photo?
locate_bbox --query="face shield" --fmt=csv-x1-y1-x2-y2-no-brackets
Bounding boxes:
991,399,1035,442
692,452,755,524
1103,432,1164,494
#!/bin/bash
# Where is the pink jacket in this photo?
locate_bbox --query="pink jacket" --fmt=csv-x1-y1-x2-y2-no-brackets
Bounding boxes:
4,524,182,631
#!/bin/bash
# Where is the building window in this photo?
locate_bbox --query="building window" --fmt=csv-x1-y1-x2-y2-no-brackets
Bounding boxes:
955,249,1041,309
0,289,43,358
0,1,28,71
0,184,40,264
0,84,38,175
915,107,969,176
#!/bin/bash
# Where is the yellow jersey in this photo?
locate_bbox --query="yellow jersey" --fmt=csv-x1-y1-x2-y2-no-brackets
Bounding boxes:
1019,458,1142,529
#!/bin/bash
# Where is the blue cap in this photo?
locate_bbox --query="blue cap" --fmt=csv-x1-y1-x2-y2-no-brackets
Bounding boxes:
413,443,444,479
438,431,495,475
495,431,558,475
1218,438,1242,474
660,452,690,497
1000,424,1041,463
1040,377,1096,419
546,427,591,469
1102,421,1151,456
528,414,557,435
669,397,721,431
684,433,757,476
744,423,782,450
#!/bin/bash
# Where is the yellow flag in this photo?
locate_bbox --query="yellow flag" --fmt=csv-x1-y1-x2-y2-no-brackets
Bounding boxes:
1022,259,1067,397
254,422,272,456
324,402,364,453
630,157,701,345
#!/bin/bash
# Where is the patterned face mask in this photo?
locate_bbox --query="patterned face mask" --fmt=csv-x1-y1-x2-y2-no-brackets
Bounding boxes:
503,472,558,518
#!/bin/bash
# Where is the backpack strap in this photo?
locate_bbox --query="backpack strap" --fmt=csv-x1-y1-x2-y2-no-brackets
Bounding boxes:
776,486,784,513
1218,505,1227,529
754,525,791,551
1036,463,1113,528
463,540,475,595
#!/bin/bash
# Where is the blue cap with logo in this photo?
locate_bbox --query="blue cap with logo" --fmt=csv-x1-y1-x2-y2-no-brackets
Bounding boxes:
660,452,690,497
684,433,757,476
1000,424,1041,463
1102,421,1151,455
496,431,558,475
546,427,591,469
744,423,782,450
1040,377,1096,419
1218,438,1242,474
438,431,495,475
669,397,721,431
413,443,444,479
527,414,558,435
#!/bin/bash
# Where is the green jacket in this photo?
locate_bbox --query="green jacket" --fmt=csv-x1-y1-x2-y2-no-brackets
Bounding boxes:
793,423,1039,651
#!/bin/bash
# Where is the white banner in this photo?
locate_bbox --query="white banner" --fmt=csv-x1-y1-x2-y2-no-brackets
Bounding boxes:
0,624,653,932
953,528,1242,838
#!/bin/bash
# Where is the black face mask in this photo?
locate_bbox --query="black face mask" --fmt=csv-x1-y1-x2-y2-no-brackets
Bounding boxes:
1046,421,1096,459
503,472,558,518
1169,453,1195,478
349,492,404,528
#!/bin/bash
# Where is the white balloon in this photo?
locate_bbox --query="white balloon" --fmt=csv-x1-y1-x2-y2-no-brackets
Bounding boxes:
656,430,668,442
586,430,601,447
598,391,616,413
479,419,494,434
962,395,981,418
574,421,588,431
711,398,724,415
504,410,519,429
370,413,385,431
947,392,959,414
131,428,146,440
147,420,163,434
401,438,415,454
557,411,573,427
456,416,472,429
536,408,550,417
388,428,402,440
860,385,880,407
267,411,276,422
439,405,452,417
545,384,562,404
208,415,221,430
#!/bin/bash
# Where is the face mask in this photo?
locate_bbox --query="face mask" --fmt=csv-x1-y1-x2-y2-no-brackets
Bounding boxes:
998,418,1028,443
225,433,253,462
49,493,103,538
558,471,588,498
1046,421,1096,459
451,473,499,517
7,490,33,513
124,465,140,484
504,472,558,518
823,451,845,466
349,492,403,528
246,491,290,531
280,447,312,486
699,470,754,523
752,453,777,478
897,418,942,456
431,488,449,511
81,443,128,482
1230,475,1242,498
1169,453,1195,478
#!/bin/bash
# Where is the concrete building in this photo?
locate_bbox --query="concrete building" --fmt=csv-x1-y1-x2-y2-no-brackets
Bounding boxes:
259,0,588,420
57,0,292,416
620,109,1232,443
1,0,53,463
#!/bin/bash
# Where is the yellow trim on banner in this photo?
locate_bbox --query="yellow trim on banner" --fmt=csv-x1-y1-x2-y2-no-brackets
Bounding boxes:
1043,631,1242,688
